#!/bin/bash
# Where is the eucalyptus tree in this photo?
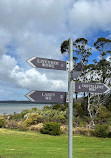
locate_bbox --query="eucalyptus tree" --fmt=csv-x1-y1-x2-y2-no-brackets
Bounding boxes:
87,37,111,128
94,37,111,84
61,38,92,64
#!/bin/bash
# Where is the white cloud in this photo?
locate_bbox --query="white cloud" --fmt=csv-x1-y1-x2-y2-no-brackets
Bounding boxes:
0,55,68,94
10,67,68,91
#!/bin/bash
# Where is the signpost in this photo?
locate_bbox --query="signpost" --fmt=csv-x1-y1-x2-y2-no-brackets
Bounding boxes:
25,90,66,104
26,38,110,158
27,57,68,71
68,38,73,158
75,82,110,94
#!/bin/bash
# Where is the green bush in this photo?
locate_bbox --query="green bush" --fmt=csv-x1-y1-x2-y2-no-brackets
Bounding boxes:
24,113,41,126
93,124,109,138
38,109,66,124
0,119,5,128
95,105,111,125
20,109,30,119
41,122,61,136
51,104,66,111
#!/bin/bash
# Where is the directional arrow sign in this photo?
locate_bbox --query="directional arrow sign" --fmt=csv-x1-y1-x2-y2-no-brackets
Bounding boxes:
27,57,67,71
71,61,84,80
75,82,110,94
25,90,66,104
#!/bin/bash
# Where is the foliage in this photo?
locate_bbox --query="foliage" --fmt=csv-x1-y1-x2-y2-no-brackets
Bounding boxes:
74,38,92,63
17,121,28,131
60,125,68,134
23,108,66,126
60,40,69,54
20,109,31,118
105,94,111,111
51,104,67,111
93,37,111,83
29,123,43,132
94,37,111,55
41,122,61,136
73,100,88,117
73,116,90,128
60,38,92,64
95,105,111,124
93,124,109,138
24,113,41,126
4,120,18,129
73,127,93,136
0,119,5,128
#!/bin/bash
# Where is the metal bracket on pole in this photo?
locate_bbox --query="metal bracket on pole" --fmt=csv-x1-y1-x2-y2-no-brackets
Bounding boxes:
72,81,75,92
66,92,69,102
66,61,69,71
67,61,75,72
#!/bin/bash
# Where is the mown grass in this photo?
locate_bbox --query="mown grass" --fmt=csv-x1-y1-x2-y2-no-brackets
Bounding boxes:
0,128,111,158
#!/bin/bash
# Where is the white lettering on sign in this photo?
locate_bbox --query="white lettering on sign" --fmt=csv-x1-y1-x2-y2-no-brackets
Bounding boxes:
37,59,59,68
82,84,104,91
42,93,55,97
45,96,52,100
42,93,55,101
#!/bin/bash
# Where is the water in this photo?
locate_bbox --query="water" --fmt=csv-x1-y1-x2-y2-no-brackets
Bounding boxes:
0,103,50,115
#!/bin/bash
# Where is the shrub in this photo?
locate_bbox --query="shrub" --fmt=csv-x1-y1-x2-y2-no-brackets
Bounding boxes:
17,121,28,131
20,110,30,119
24,113,41,126
4,120,18,129
41,122,61,136
95,105,111,125
0,119,5,128
60,125,68,134
12,113,21,120
38,109,66,124
93,124,109,138
73,127,93,136
29,123,43,132
51,104,66,111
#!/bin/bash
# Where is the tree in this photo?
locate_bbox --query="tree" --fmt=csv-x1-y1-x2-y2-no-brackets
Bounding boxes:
60,40,69,54
86,37,111,128
60,37,111,128
74,38,92,63
60,38,92,64
94,37,111,84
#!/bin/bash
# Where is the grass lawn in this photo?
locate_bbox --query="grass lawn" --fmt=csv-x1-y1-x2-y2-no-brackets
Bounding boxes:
0,128,111,158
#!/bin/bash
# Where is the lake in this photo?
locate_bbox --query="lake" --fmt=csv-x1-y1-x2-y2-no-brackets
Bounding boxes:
0,103,50,115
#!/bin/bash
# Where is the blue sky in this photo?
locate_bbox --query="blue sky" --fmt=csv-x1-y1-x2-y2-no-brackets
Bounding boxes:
0,0,111,100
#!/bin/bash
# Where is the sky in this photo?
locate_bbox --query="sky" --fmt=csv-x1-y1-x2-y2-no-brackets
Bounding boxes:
0,0,111,101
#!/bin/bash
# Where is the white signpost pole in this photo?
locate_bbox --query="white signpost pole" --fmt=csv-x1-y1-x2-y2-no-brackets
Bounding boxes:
68,38,74,158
